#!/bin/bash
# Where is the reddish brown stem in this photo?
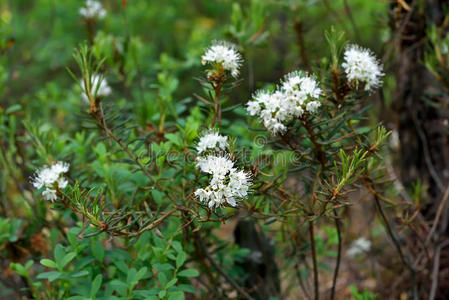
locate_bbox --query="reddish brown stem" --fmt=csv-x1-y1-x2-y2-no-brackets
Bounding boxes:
301,118,326,168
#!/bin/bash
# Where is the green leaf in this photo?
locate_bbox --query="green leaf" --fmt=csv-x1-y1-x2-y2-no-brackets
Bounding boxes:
67,296,87,300
40,259,57,269
165,278,178,289
165,133,183,147
90,274,102,298
67,227,80,246
151,189,165,205
71,270,89,278
135,266,147,282
171,241,182,253
177,284,196,293
61,252,77,269
54,244,65,267
5,104,22,114
158,272,168,287
153,263,174,272
176,251,187,269
9,263,24,276
24,260,34,270
92,240,104,263
109,279,127,289
167,291,184,300
36,271,61,282
177,269,199,277
127,268,137,285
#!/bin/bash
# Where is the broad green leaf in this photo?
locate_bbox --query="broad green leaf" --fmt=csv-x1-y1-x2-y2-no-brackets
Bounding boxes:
167,291,184,300
158,272,168,287
176,251,187,269
36,271,61,282
40,259,57,269
151,189,165,205
92,240,104,263
165,278,178,289
5,104,22,114
178,269,199,277
61,252,77,269
135,266,148,282
178,284,196,293
71,270,89,278
90,274,102,298
54,244,65,267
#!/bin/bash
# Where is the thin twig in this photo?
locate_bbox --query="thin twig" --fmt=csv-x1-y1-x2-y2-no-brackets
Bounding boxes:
426,185,449,245
196,232,255,300
210,74,225,127
429,243,441,300
294,261,312,300
293,20,310,71
372,192,418,299
308,220,319,300
411,111,445,193
302,118,326,169
330,209,342,300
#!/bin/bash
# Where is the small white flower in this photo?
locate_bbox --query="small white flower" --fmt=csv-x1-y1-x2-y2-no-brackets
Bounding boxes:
194,154,251,209
347,237,372,258
305,101,321,113
342,44,383,92
79,0,106,19
228,170,251,198
196,131,228,155
196,155,234,175
247,100,261,116
42,189,58,202
194,188,212,203
57,177,68,189
80,74,111,103
202,41,242,78
32,168,59,190
51,161,70,175
31,161,70,202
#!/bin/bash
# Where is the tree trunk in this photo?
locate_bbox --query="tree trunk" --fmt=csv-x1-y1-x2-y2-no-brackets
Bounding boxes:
392,0,449,297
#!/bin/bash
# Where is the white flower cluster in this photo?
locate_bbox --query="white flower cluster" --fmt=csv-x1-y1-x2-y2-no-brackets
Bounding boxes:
79,0,106,19
201,41,242,78
346,237,372,258
247,71,322,134
194,133,251,209
31,162,70,201
80,75,112,103
342,44,383,92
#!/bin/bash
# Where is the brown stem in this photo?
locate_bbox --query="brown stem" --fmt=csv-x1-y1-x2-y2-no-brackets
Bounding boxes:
85,19,95,45
195,231,255,300
210,74,224,127
93,103,159,186
330,209,342,300
280,132,297,151
371,188,418,299
308,220,319,300
301,118,325,168
293,20,310,72
294,261,312,300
